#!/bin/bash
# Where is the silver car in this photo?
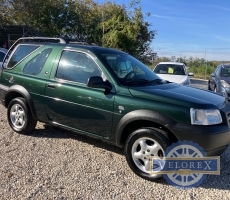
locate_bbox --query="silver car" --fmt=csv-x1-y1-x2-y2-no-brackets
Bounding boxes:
153,62,194,85
208,63,230,99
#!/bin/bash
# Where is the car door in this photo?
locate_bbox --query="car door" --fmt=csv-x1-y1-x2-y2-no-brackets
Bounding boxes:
44,49,115,138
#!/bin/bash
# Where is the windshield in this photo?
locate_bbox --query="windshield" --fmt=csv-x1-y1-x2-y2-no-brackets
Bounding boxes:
154,64,186,75
99,53,162,86
221,67,230,77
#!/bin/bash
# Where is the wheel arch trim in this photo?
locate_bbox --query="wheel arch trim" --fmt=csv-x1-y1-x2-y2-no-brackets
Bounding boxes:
115,110,176,146
5,85,37,120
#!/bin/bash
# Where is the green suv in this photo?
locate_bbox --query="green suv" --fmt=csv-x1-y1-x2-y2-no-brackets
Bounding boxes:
0,37,230,181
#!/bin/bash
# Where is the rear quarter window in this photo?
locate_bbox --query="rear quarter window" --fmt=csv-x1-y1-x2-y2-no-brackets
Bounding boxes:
7,44,40,69
23,48,52,76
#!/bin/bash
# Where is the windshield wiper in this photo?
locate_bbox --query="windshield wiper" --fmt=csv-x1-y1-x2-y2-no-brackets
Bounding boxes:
126,78,165,84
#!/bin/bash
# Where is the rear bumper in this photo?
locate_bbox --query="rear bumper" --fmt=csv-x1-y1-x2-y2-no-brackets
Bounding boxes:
166,122,230,156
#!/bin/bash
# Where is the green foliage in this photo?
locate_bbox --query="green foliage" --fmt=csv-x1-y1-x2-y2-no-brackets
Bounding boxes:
0,0,155,61
188,65,215,79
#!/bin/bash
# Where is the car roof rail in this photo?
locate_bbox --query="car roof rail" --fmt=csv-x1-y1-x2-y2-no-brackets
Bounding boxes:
59,37,98,46
16,37,66,44
4,37,67,60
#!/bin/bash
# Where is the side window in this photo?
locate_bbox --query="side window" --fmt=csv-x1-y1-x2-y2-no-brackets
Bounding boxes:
7,45,40,68
0,52,5,62
56,51,102,84
23,48,52,76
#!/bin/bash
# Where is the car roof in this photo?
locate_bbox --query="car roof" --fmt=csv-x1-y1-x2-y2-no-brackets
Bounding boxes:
9,37,126,55
222,63,230,68
157,62,184,65
66,44,125,54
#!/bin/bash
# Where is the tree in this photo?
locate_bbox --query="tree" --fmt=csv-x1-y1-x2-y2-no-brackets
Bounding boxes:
100,0,155,61
0,0,155,61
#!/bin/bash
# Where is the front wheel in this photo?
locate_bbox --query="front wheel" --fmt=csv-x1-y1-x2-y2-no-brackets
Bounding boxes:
208,81,211,90
124,128,171,181
214,86,217,93
7,98,37,134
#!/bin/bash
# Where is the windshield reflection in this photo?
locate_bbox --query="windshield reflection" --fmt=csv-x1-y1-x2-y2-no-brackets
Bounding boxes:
100,53,163,86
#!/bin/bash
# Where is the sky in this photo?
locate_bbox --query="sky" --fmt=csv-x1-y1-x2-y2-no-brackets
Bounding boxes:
97,0,230,61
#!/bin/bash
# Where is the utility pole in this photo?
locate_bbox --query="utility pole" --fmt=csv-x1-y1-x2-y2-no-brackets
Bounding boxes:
102,11,105,46
179,52,182,62
204,49,209,79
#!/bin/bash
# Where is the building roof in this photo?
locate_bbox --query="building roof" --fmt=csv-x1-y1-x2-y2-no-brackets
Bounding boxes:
0,25,43,41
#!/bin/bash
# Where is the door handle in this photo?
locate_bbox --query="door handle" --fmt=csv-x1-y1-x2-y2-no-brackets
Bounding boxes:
48,83,56,89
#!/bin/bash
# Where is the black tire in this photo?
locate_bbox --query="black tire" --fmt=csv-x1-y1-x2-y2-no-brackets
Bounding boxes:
208,81,211,90
7,97,37,134
124,128,171,181
214,85,217,93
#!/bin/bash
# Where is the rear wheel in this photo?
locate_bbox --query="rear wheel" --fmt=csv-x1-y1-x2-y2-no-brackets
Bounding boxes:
124,128,171,181
7,98,37,134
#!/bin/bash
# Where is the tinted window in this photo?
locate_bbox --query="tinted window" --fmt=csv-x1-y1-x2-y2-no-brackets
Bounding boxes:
56,51,102,84
23,48,52,75
154,64,185,75
0,52,5,62
7,45,40,68
221,67,230,77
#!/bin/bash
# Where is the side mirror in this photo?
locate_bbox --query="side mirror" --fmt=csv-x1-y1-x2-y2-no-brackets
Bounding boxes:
188,72,194,76
211,73,215,77
87,76,112,92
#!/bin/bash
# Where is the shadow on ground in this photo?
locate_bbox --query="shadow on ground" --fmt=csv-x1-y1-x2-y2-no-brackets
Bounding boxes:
26,124,124,155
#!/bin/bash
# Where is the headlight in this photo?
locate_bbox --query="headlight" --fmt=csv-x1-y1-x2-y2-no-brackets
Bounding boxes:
220,80,230,88
190,108,222,125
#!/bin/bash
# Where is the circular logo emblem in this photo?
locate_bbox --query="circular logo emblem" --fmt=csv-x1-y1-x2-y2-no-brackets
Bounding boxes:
163,140,207,189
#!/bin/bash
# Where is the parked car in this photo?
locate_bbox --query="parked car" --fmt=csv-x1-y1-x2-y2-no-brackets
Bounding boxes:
208,63,230,99
153,62,194,85
0,48,7,67
0,37,230,182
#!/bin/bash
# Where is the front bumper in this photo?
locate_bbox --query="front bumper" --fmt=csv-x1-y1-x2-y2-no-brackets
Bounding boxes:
166,123,230,156
166,102,230,156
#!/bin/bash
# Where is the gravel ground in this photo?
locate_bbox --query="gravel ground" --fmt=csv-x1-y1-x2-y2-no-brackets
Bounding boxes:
0,80,230,200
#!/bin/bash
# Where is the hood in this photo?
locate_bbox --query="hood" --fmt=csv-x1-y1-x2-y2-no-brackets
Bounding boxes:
128,83,226,109
156,74,187,84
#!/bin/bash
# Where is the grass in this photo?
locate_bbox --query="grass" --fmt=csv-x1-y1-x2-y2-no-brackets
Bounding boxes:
188,65,215,79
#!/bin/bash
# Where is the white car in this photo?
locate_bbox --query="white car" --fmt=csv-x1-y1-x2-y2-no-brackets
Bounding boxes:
0,48,7,68
153,62,194,85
